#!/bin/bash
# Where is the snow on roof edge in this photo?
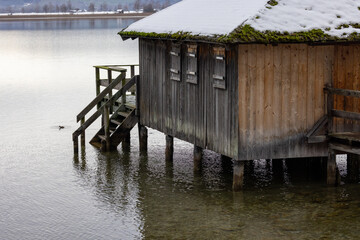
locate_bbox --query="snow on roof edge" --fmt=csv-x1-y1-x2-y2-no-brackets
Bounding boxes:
120,0,360,43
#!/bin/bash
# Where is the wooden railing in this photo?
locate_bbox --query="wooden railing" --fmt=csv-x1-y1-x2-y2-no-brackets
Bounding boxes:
324,85,360,134
73,65,138,153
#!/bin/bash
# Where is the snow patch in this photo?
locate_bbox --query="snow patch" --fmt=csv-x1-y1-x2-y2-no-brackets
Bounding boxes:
247,0,360,37
124,0,268,36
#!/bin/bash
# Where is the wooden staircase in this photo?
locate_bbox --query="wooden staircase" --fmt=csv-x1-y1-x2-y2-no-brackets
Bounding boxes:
89,103,138,150
73,65,139,152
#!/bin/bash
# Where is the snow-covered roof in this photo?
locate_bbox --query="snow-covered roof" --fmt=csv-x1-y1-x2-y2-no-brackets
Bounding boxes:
120,0,360,43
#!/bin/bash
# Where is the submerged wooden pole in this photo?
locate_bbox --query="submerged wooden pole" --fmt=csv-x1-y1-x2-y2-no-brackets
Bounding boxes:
327,149,337,185
193,146,203,172
124,132,131,145
80,117,85,147
138,124,147,153
347,153,360,183
104,106,111,151
73,136,79,154
233,160,244,191
165,135,174,162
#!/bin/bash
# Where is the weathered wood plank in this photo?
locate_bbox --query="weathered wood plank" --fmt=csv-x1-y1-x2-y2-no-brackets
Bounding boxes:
290,44,299,155
281,44,291,157
298,44,308,131
238,44,248,160
229,45,239,159
331,109,360,121
325,87,360,98
272,44,283,158
307,45,316,133
247,44,257,158
256,44,265,158
263,44,274,157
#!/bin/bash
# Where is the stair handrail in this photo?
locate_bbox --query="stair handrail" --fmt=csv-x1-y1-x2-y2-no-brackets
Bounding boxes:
76,71,126,122
73,75,138,141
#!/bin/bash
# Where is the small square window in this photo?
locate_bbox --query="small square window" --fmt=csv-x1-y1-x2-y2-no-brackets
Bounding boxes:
170,44,181,81
186,44,198,84
213,46,226,90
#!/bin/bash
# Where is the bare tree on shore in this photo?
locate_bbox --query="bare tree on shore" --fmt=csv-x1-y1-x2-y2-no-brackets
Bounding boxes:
88,3,95,12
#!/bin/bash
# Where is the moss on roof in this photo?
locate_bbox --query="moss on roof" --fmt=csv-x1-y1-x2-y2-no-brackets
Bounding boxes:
119,25,360,44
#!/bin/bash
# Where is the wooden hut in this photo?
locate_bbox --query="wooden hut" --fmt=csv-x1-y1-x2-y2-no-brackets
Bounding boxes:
118,0,360,189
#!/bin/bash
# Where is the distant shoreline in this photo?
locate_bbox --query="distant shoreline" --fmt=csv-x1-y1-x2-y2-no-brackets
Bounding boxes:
0,12,151,21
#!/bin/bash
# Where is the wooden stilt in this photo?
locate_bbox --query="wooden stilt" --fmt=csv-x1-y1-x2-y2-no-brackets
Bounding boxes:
193,145,203,172
104,106,111,151
73,136,79,154
327,149,337,185
233,160,244,191
122,132,131,152
138,124,148,153
347,153,360,183
124,132,131,145
81,117,85,147
165,135,174,162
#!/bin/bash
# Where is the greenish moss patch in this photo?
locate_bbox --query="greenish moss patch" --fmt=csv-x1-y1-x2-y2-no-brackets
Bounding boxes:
267,0,278,6
119,24,360,44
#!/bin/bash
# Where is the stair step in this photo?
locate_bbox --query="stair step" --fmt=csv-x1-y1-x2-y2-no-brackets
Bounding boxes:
117,111,130,118
98,135,107,141
124,103,136,109
111,119,123,125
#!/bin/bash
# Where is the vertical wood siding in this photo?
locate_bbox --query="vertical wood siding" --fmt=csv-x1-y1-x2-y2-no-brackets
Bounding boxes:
139,39,239,159
333,45,360,132
238,44,332,160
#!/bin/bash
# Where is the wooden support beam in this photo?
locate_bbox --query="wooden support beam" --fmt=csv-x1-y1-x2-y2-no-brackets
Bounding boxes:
193,146,203,172
81,117,85,147
130,65,135,95
122,132,131,152
326,85,333,134
347,153,360,183
73,136,78,154
165,135,174,162
327,149,337,185
95,67,100,109
331,109,360,121
107,70,113,114
103,106,111,151
233,160,244,191
138,124,148,153
325,87,360,98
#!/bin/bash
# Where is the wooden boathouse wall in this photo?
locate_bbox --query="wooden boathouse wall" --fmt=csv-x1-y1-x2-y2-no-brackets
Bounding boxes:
238,44,333,160
139,39,239,159
138,38,360,161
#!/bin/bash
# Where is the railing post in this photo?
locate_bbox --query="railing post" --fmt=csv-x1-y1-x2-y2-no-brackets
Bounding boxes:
136,75,140,117
130,65,135,95
326,84,333,135
107,69,113,114
95,67,100,109
104,105,111,151
81,117,85,147
121,71,126,108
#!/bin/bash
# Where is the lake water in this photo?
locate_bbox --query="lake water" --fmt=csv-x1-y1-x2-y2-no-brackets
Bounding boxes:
1,18,360,240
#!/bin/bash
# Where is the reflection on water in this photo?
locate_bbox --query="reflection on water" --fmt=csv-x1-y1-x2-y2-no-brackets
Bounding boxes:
74,133,360,239
0,18,135,30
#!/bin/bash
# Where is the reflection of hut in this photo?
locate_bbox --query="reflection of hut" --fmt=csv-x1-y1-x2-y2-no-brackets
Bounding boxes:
119,0,360,189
